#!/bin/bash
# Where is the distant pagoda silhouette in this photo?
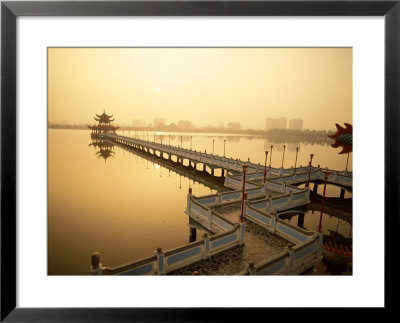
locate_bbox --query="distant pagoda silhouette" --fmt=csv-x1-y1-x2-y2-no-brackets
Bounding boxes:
89,110,119,137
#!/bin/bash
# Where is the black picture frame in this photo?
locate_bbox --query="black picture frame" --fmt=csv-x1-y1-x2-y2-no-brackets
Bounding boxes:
1,0,398,321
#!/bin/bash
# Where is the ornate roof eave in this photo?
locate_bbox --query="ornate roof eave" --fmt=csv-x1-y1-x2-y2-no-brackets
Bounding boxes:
94,116,112,122
95,112,113,119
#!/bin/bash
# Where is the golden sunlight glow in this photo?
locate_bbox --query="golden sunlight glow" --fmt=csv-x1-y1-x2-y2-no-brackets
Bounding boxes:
48,48,352,130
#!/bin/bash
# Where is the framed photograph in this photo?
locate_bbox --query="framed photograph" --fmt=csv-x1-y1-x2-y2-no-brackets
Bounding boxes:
1,0,398,320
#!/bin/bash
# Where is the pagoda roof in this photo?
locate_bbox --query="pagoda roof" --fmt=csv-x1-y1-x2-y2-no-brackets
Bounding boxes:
94,110,115,123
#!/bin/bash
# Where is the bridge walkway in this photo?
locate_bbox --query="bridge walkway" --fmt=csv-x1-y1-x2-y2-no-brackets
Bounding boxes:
169,217,288,275
101,133,352,189
104,137,229,192
90,133,334,276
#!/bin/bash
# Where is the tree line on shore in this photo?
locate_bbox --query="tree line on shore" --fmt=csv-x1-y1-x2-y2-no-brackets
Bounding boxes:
49,122,334,144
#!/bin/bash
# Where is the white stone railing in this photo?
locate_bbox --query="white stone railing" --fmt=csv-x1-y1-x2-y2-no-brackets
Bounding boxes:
95,213,244,275
182,193,321,276
92,133,336,275
93,187,315,276
246,188,310,214
97,254,158,276
102,133,255,173
101,134,352,187
93,192,246,275
186,191,320,275
244,201,316,244
272,168,352,188
224,174,261,190
185,193,247,247
236,202,323,275
237,233,322,275
225,172,305,195
191,185,266,210
230,169,352,190
187,194,245,233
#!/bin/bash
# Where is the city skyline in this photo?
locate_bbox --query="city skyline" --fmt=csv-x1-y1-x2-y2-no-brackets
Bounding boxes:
48,116,333,133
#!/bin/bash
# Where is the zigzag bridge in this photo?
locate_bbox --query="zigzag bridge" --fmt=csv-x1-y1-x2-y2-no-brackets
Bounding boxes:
90,132,352,275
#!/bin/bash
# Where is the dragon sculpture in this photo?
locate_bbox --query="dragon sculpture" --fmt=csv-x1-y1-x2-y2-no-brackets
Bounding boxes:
328,123,352,154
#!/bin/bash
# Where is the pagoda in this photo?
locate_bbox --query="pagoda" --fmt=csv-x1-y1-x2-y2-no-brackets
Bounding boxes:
89,110,119,137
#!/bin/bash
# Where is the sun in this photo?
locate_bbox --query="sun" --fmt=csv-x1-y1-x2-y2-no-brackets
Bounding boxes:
155,87,160,92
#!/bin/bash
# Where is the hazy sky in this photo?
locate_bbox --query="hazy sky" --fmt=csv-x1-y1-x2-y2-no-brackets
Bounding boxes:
48,48,352,130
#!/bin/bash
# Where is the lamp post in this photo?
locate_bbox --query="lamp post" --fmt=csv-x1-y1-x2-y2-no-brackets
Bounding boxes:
294,147,299,173
306,153,314,188
191,136,193,150
169,134,171,145
224,139,226,157
318,170,331,233
263,150,269,184
345,153,350,172
281,145,286,168
212,139,215,155
181,135,183,147
240,164,249,223
269,145,273,171
161,134,163,145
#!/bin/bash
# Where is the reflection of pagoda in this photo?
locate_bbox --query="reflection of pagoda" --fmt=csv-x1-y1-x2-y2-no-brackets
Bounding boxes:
89,139,115,162
88,110,119,137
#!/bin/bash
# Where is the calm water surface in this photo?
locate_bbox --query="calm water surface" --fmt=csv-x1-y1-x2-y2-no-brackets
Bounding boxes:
48,129,352,275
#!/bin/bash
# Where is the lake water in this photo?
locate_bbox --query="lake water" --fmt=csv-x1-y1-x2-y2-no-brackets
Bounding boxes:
48,129,352,275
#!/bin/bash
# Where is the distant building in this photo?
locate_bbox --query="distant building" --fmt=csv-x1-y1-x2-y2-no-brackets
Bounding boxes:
177,120,194,130
132,119,146,128
289,118,303,131
266,117,287,131
226,122,241,131
153,117,165,128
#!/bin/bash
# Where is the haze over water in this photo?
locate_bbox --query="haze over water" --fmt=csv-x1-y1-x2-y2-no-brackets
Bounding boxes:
48,48,352,131
48,48,352,275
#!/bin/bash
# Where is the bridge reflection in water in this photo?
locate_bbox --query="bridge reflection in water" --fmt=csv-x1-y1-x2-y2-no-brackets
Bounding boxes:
89,134,352,275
